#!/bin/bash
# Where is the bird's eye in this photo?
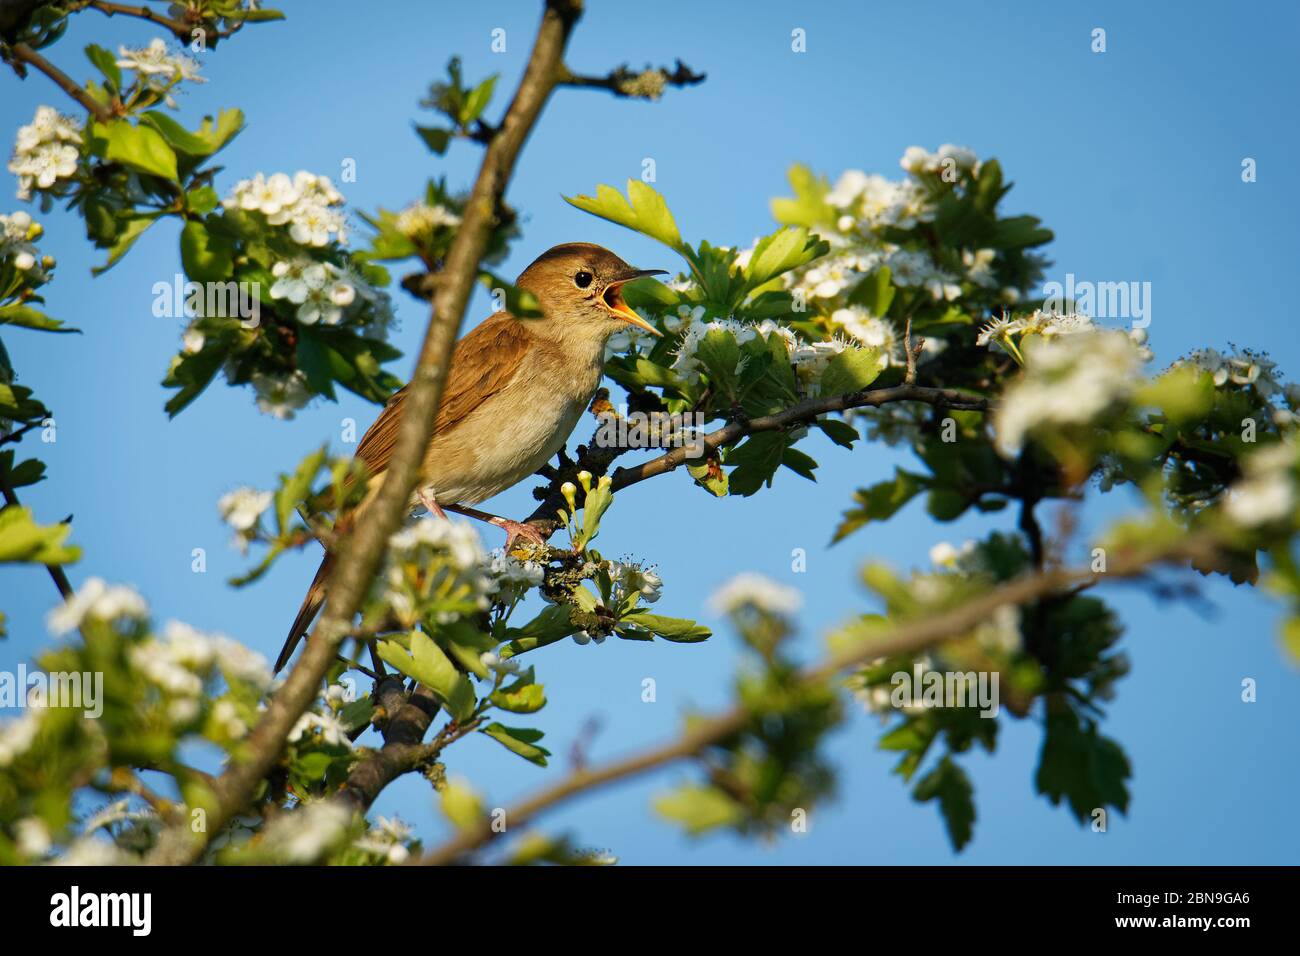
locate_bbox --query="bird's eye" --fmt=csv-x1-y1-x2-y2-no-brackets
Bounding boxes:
574,270,593,289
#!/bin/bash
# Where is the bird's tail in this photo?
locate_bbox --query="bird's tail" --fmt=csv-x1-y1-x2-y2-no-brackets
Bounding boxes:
275,551,333,674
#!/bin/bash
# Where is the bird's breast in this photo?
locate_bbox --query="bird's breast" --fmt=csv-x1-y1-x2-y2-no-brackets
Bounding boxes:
421,345,603,505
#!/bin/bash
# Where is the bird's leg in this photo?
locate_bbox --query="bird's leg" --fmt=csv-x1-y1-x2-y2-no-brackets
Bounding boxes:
417,488,449,520
443,503,547,549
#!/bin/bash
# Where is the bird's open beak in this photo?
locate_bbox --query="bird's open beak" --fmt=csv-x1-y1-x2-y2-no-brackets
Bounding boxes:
603,268,667,336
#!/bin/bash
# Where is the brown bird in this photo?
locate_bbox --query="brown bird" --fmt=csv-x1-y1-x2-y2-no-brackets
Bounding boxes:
274,242,664,672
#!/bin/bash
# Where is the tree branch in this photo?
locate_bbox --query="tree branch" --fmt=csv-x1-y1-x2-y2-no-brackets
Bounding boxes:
524,382,990,535
6,42,113,122
145,0,589,866
557,58,706,100
418,534,1214,864
81,0,193,40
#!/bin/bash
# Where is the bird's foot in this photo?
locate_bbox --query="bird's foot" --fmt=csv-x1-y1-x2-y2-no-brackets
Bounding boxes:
492,517,547,551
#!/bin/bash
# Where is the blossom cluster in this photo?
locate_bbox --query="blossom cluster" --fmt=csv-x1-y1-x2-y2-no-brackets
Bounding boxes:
8,106,81,201
1224,440,1297,528
781,145,1012,310
269,255,389,328
381,518,495,626
224,171,348,247
0,209,52,282
670,313,885,397
115,37,205,108
992,327,1150,457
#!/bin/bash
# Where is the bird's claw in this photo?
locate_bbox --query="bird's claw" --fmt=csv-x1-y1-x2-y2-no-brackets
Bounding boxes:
496,518,547,552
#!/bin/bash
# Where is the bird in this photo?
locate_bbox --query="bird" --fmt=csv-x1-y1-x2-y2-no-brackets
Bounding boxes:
274,242,665,673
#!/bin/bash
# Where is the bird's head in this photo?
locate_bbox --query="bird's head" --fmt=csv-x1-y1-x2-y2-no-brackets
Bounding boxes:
515,242,666,344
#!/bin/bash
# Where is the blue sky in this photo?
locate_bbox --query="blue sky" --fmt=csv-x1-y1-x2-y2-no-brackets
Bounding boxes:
3,0,1298,863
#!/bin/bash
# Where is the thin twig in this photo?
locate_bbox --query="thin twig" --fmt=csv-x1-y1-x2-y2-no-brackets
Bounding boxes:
7,42,113,122
522,382,989,536
557,58,706,99
418,535,1212,865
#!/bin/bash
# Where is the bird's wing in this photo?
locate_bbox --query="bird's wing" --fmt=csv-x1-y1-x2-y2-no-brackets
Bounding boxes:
353,312,531,479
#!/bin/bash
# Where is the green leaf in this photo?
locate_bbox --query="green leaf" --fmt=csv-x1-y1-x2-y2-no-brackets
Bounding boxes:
377,631,476,722
480,723,550,766
914,756,975,851
103,121,178,180
0,505,80,565
687,457,728,497
653,784,744,835
847,267,895,315
771,164,833,227
0,304,75,333
84,43,121,90
818,346,883,399
564,180,684,252
275,445,327,535
489,668,547,713
814,418,859,449
415,124,452,155
1036,705,1131,821
92,213,162,275
502,604,578,656
726,432,788,497
743,226,827,293
460,74,498,124
619,611,711,643
439,779,484,831
180,219,234,282
478,271,542,318
141,109,243,158
833,468,925,542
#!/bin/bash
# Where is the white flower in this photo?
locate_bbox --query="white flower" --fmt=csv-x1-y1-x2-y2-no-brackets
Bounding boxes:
0,712,40,767
55,837,135,866
213,636,272,691
14,817,51,857
251,370,311,419
390,517,485,570
289,709,353,749
900,143,980,179
218,487,272,531
182,324,205,353
929,542,960,568
116,38,204,82
993,330,1147,457
354,815,413,864
484,549,544,601
8,107,81,199
1224,441,1296,527
709,572,802,616
395,201,460,241
974,604,1022,654
963,248,997,287
611,561,663,604
47,578,148,635
831,307,901,366
224,170,347,247
258,801,353,863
